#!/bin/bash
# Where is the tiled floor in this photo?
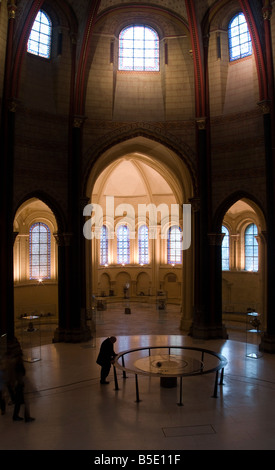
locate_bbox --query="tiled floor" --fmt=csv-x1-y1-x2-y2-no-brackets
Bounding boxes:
1,302,275,451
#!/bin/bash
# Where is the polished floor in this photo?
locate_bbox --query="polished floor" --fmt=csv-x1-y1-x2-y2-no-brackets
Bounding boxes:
1,302,275,451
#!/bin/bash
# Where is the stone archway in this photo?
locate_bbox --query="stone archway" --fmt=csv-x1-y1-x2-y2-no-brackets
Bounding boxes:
83,135,195,332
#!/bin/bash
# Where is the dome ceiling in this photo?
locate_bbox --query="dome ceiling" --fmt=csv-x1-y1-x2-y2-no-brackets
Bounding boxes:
93,157,174,201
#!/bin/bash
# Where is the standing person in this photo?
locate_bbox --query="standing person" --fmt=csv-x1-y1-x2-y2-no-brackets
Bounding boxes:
12,354,35,422
96,336,117,384
0,359,6,415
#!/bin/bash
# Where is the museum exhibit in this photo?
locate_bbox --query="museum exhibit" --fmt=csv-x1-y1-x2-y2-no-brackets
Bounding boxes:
0,0,275,451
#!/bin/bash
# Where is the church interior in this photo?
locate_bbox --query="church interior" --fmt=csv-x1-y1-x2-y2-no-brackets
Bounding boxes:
0,0,275,452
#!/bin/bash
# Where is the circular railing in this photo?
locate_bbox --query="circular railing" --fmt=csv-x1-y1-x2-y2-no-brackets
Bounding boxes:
113,345,227,406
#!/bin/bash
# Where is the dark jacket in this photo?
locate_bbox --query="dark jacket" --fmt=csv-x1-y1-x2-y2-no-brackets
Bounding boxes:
96,338,117,366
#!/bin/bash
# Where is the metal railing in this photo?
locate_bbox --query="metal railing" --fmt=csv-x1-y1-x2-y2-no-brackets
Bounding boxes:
113,345,228,406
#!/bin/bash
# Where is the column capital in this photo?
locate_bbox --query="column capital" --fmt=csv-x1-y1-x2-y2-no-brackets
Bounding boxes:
189,196,200,212
195,117,207,130
258,99,271,114
262,1,272,21
53,232,73,246
73,115,87,128
8,98,19,113
208,233,225,246
7,1,17,19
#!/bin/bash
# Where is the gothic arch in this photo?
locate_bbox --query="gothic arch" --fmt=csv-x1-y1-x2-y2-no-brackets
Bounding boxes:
14,191,66,234
83,125,197,199
213,190,266,231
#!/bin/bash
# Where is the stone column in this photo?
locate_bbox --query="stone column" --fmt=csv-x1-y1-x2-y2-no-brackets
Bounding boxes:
52,232,71,341
53,116,91,342
259,4,275,352
190,118,213,338
259,100,275,352
0,2,17,339
208,232,228,338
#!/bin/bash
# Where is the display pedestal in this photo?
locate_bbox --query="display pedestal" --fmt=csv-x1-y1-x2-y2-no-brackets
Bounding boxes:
160,376,177,388
21,315,41,362
246,311,262,359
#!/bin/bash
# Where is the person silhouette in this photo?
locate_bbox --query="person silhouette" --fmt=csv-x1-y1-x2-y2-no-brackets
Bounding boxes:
96,336,117,384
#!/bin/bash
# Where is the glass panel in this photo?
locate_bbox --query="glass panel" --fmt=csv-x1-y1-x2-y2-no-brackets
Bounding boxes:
119,25,159,71
139,225,149,264
117,225,130,264
245,223,258,271
29,222,51,279
27,10,52,59
168,226,182,264
100,225,108,265
229,13,252,61
221,226,230,271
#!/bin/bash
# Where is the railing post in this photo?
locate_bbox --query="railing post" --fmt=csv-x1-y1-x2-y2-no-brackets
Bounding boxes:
113,365,119,390
177,376,183,406
135,374,140,402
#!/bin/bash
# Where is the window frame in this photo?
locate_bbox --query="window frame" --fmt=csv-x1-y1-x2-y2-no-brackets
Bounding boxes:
244,223,258,272
29,222,51,280
118,24,160,72
100,225,109,266
27,10,52,59
117,225,130,265
167,225,182,265
228,12,252,62
221,225,230,271
138,225,149,265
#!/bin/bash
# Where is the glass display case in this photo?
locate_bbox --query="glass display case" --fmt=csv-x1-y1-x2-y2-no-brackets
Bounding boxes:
21,315,41,362
246,311,262,358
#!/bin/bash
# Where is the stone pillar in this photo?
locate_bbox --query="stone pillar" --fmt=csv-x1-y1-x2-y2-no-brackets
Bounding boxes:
259,100,275,352
53,116,91,343
52,232,72,340
259,4,275,352
190,119,213,338
180,197,198,331
0,1,17,340
208,232,228,338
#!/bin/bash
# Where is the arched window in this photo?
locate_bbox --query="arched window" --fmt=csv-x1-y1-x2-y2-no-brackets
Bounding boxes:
245,223,258,271
100,225,108,265
138,225,149,264
168,226,182,265
29,222,51,280
119,25,159,71
221,226,230,270
228,13,252,61
27,10,52,59
117,225,130,264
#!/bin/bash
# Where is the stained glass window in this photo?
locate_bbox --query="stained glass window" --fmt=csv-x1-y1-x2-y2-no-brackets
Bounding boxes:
245,223,258,271
168,226,182,264
27,10,52,59
138,225,149,264
117,225,130,264
228,13,252,61
119,25,159,71
100,225,109,265
221,226,230,270
29,222,51,279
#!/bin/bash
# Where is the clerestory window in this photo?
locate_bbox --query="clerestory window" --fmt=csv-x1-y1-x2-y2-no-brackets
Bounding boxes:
27,10,52,59
228,13,252,61
118,25,159,71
